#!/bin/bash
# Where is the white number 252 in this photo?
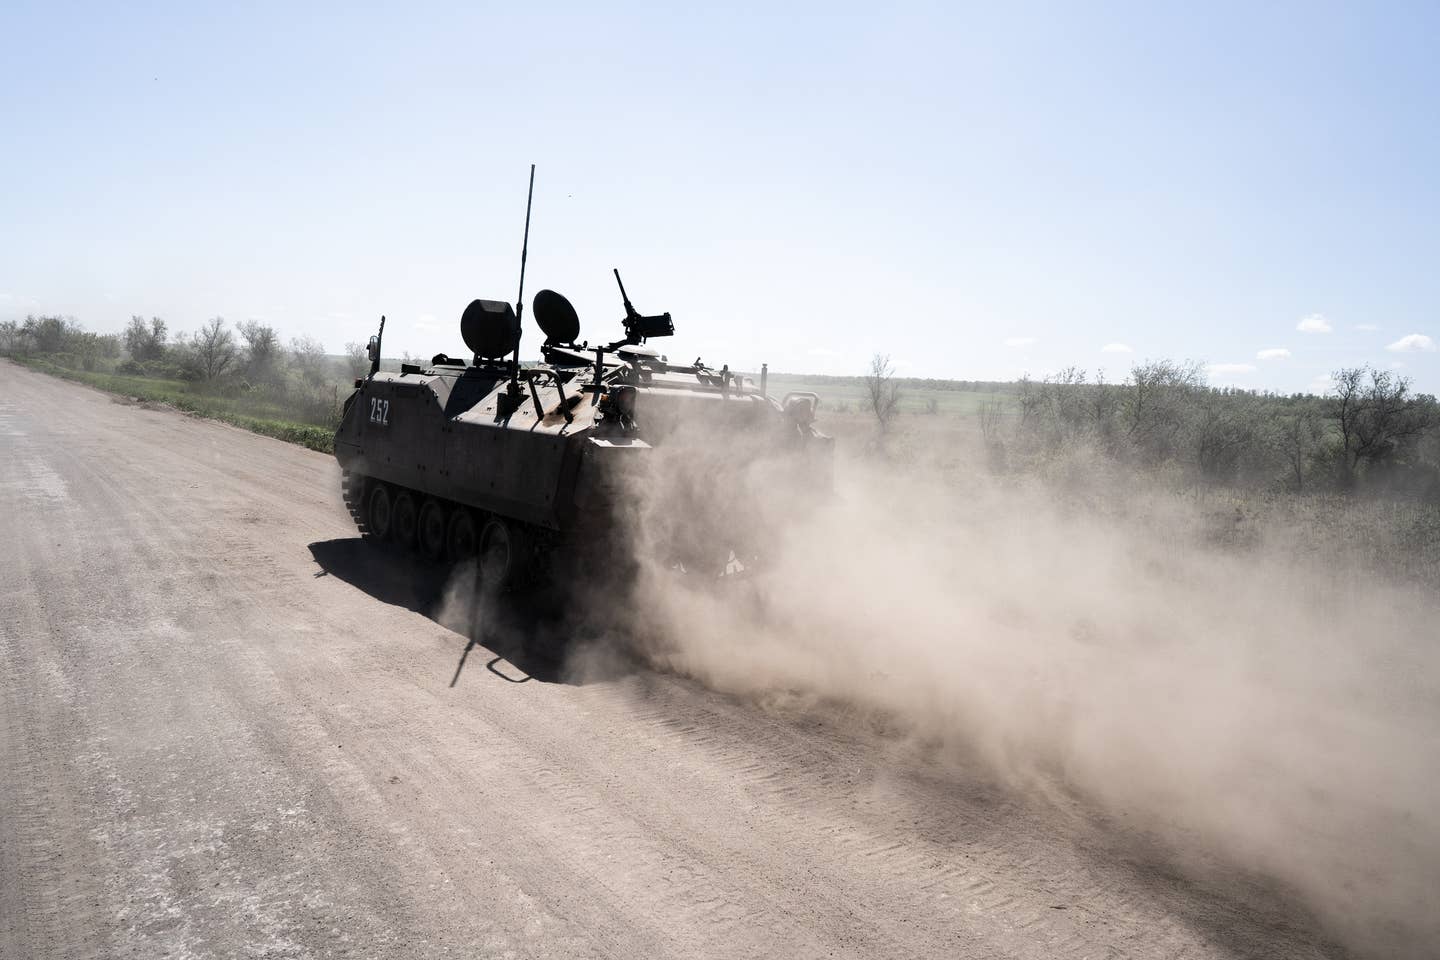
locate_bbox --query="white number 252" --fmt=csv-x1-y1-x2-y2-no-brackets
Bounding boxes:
369,397,390,426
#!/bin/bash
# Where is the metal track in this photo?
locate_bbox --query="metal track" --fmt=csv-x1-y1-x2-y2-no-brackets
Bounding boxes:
340,469,371,537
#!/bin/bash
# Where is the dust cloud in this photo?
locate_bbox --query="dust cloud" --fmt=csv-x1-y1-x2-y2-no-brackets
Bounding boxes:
611,432,1440,958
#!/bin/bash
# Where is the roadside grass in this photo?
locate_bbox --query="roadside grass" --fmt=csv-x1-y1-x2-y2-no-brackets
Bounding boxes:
15,357,337,454
15,355,1438,585
17,355,1007,456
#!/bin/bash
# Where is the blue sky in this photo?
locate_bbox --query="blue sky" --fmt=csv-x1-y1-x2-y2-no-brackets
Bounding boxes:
2,1,1436,392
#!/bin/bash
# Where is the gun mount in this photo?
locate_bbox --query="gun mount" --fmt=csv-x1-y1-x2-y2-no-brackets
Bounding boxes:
611,269,674,346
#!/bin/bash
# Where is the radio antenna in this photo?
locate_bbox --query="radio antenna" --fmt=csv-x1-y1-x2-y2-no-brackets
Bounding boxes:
511,163,536,380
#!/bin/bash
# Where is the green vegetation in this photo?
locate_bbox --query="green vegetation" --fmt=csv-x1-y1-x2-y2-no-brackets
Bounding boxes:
15,357,340,453
5,313,1438,508
1,314,360,455
782,353,1440,503
992,360,1440,498
761,371,1016,417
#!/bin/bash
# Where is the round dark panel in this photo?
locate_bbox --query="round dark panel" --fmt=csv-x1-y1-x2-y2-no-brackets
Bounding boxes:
533,288,580,344
460,299,519,359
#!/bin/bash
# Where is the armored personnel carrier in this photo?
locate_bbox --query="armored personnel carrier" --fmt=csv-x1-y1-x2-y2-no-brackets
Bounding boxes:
333,269,831,590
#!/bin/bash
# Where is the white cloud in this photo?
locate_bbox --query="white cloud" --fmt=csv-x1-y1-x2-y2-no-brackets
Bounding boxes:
1255,347,1291,360
1385,333,1435,353
1208,363,1257,377
1355,323,1380,332
1100,342,1133,353
414,313,444,331
1306,374,1334,395
1004,336,1037,348
1296,313,1332,333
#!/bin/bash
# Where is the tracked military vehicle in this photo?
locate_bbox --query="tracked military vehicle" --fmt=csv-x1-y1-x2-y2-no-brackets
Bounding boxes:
334,264,831,590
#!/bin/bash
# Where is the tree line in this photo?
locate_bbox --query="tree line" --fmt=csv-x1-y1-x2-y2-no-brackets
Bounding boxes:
863,353,1440,499
0,314,371,385
6,315,1437,499
0,313,378,429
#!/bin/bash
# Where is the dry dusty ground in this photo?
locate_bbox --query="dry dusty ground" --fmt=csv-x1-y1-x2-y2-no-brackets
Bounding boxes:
0,360,1347,959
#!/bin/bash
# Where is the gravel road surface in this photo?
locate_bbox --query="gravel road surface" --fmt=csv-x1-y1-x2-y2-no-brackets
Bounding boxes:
0,361,1344,959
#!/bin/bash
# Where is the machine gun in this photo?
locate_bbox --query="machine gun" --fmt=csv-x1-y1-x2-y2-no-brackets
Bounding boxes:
613,268,674,344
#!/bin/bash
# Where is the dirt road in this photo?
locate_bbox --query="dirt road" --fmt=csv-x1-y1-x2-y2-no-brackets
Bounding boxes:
0,361,1342,959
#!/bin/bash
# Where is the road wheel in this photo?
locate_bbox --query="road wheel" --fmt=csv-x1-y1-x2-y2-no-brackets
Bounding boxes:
446,507,479,562
479,518,531,593
366,483,393,541
391,491,418,549
418,499,447,561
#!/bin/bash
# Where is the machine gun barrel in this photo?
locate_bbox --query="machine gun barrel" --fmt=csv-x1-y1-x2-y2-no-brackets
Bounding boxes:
611,267,675,343
613,268,637,320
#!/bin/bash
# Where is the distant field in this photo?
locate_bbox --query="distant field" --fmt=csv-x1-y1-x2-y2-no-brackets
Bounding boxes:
759,373,1017,417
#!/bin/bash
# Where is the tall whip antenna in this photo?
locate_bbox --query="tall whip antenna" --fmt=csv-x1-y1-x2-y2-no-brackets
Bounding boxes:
511,163,536,379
